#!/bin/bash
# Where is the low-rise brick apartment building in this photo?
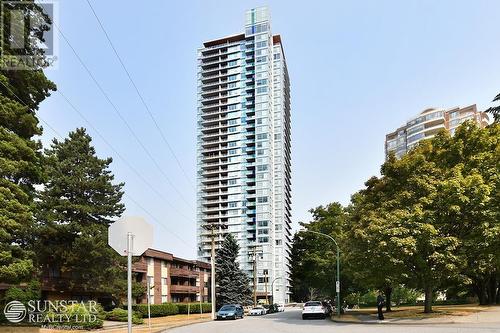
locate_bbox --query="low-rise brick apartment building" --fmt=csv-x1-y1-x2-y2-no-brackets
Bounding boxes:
0,249,211,306
133,249,211,304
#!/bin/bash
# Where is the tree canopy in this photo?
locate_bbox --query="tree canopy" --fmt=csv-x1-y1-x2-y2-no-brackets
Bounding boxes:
0,0,56,284
35,128,127,298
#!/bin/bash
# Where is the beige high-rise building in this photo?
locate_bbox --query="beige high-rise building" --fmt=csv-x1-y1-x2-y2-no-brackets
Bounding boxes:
385,104,489,159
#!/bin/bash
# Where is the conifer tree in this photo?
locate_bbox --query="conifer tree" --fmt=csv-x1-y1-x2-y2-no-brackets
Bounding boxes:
36,128,126,296
215,234,252,308
0,0,56,283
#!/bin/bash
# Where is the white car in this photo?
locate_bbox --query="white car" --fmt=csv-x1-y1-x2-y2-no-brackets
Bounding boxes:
277,303,285,312
249,306,267,316
302,301,327,319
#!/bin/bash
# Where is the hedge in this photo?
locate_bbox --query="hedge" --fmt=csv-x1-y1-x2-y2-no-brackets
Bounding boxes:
177,303,212,314
106,308,143,324
131,303,178,317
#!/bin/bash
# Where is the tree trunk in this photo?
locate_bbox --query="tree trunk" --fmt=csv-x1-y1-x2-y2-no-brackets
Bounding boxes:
476,281,488,305
424,284,433,313
496,280,500,305
487,275,497,305
384,286,393,312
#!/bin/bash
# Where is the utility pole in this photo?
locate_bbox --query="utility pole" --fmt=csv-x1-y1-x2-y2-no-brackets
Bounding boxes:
249,245,263,306
202,222,226,320
264,270,269,305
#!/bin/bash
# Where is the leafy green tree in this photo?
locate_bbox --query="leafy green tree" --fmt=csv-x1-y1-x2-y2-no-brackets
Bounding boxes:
430,122,500,304
344,178,409,311
35,128,126,299
0,0,56,284
346,122,499,311
290,203,353,303
215,234,252,308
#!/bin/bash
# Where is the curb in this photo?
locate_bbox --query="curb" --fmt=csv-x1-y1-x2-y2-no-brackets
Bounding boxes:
331,318,459,326
157,318,212,332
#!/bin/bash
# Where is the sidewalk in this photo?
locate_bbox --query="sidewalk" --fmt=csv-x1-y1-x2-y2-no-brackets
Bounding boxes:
332,305,500,325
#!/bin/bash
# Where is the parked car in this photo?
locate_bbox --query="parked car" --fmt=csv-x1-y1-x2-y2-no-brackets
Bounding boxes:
216,304,244,320
302,301,328,319
248,305,267,316
277,303,285,312
264,304,279,314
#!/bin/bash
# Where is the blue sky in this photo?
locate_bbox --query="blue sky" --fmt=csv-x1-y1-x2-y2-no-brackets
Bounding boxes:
38,0,500,258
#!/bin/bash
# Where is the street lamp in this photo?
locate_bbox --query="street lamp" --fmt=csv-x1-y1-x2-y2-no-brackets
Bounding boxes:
300,229,341,317
271,276,283,304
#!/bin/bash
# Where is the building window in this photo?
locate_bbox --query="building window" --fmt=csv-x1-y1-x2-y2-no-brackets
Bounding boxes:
161,295,168,303
257,196,268,203
276,239,282,246
162,278,168,285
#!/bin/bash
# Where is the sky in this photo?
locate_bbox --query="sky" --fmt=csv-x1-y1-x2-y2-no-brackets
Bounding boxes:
38,0,500,259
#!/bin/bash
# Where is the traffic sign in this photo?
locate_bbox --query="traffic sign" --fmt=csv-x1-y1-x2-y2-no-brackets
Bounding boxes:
108,216,153,256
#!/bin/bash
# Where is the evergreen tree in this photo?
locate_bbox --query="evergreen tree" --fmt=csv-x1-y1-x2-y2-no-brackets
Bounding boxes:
36,128,126,296
0,0,56,283
485,92,500,123
215,234,252,308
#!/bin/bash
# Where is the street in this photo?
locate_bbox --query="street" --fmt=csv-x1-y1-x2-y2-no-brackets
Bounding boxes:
166,308,500,333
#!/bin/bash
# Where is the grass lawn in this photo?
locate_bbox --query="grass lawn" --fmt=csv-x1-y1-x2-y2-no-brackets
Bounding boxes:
338,304,490,321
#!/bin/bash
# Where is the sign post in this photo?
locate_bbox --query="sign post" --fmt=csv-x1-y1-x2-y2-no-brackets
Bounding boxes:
127,232,133,333
109,217,153,333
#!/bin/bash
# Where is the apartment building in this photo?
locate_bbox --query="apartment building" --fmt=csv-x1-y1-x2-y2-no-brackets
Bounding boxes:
196,7,292,304
385,104,489,159
133,249,211,304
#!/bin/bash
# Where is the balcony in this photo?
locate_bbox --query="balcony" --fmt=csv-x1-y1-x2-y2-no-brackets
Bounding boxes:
170,285,200,294
170,267,199,278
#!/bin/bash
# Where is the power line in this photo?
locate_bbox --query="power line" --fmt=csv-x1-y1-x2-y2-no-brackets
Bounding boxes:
57,88,193,222
84,0,195,190
0,78,193,250
52,21,194,210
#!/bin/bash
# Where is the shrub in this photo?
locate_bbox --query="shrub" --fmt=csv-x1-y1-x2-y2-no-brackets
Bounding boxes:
131,303,178,317
106,308,143,324
177,303,211,314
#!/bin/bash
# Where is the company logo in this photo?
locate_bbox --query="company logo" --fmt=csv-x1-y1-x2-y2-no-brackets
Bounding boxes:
4,301,27,323
0,0,59,69
3,299,98,326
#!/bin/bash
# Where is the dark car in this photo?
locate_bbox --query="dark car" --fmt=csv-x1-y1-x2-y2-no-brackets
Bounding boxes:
216,304,244,320
264,304,279,314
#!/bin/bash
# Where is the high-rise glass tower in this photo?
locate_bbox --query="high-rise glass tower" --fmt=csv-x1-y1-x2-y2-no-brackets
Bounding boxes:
197,7,292,304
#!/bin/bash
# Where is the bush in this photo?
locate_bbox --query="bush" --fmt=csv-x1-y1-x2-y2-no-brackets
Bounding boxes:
131,303,178,317
177,303,211,314
106,308,143,324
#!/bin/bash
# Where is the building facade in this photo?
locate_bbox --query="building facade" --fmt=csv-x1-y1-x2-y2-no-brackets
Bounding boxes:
196,7,292,304
385,104,489,159
133,249,211,304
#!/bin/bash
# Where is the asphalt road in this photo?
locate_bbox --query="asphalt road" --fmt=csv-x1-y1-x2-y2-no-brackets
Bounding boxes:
166,308,500,333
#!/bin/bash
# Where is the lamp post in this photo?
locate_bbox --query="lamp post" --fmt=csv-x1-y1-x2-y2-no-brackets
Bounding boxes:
271,277,283,304
300,229,341,317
